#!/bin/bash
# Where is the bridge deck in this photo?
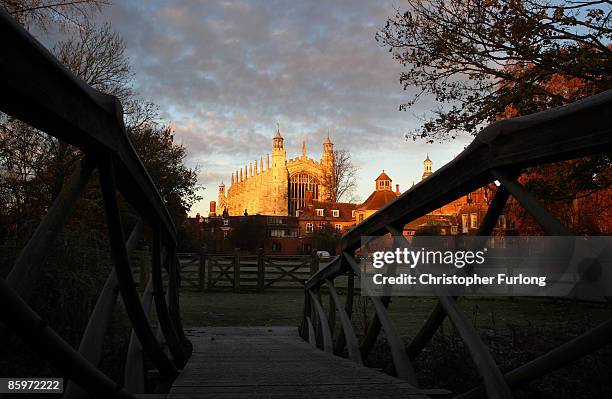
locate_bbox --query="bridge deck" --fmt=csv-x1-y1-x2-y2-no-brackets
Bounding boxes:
168,326,430,398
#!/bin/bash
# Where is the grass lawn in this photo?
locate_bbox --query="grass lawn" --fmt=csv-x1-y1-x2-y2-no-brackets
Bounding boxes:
178,290,611,336
179,290,305,327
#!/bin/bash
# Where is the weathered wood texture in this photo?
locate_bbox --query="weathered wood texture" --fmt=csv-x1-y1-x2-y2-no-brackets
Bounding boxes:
169,327,430,398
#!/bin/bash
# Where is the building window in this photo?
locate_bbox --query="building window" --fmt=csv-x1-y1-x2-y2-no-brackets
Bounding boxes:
470,213,478,229
335,224,342,233
269,229,285,238
223,219,229,226
272,242,281,252
223,230,228,239
462,214,468,233
332,210,339,217
351,210,356,218
306,223,313,233
289,173,319,215
302,243,312,254
316,208,324,217
268,217,286,225
295,210,302,217
451,225,458,235
358,214,364,223
318,222,326,231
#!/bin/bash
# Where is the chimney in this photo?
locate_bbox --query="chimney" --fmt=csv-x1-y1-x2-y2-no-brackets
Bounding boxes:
395,184,400,194
305,190,314,207
209,201,217,217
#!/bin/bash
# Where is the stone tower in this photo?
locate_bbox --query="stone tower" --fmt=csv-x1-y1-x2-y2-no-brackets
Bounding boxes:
320,133,334,200
271,124,289,215
422,153,433,180
217,181,227,214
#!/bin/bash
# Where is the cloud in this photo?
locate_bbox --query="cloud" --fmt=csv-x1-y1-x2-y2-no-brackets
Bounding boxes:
98,0,469,215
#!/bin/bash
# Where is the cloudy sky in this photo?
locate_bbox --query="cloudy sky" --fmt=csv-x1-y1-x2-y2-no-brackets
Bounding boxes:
97,0,472,216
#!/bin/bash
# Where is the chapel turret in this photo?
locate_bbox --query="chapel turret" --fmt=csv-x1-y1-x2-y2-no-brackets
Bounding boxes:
422,153,433,180
321,133,334,170
273,123,284,149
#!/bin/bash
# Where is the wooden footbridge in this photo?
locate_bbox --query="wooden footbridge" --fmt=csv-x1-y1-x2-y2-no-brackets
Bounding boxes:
168,326,433,399
1,7,612,399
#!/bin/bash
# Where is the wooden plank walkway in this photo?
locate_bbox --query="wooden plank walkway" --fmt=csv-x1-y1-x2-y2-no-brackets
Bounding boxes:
167,326,430,399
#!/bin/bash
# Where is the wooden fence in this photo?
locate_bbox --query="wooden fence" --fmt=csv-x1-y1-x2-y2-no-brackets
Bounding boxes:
132,250,327,292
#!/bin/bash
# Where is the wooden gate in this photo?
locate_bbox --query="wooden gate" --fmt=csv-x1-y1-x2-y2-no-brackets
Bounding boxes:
205,253,322,292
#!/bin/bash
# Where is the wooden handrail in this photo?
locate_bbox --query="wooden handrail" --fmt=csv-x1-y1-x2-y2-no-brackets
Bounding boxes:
300,90,612,397
341,90,612,253
0,8,191,397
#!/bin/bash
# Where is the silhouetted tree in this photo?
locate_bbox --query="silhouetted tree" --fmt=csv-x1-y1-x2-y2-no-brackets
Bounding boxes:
377,0,611,142
1,0,108,30
310,228,340,255
228,217,265,253
129,125,201,223
323,149,359,203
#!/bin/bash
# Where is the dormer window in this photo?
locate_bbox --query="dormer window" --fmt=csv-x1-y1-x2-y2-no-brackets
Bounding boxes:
332,210,339,217
316,209,324,217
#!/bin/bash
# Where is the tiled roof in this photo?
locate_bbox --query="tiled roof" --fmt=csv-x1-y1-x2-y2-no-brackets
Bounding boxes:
357,190,399,211
375,171,392,181
299,200,357,220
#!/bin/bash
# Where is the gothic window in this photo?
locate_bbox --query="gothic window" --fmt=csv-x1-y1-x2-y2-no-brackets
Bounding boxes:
289,173,319,215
